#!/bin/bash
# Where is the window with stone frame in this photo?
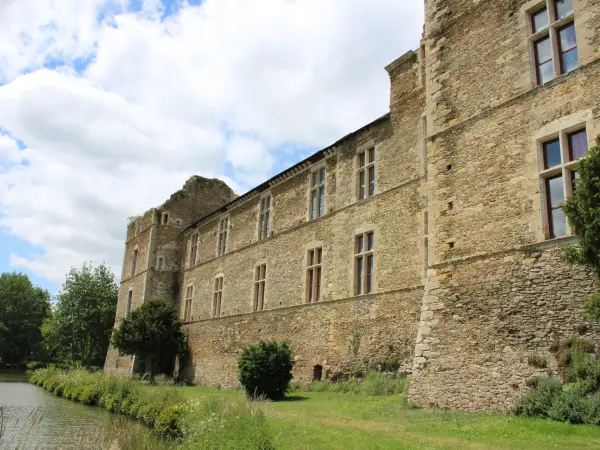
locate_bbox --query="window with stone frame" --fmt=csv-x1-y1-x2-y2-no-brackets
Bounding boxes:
126,290,133,319
213,276,223,317
354,231,374,295
157,256,164,271
539,127,589,239
258,195,272,240
309,167,326,220
161,212,169,225
253,264,266,312
130,249,138,278
357,148,376,200
529,0,578,85
218,217,229,256
306,247,323,303
184,286,193,321
189,233,198,267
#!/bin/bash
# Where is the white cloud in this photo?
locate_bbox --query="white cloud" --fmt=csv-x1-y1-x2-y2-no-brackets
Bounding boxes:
0,0,423,287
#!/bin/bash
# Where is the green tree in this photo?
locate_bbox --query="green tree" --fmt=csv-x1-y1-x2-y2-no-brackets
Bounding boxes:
237,341,294,400
0,272,50,367
45,262,118,367
111,298,184,376
563,136,600,320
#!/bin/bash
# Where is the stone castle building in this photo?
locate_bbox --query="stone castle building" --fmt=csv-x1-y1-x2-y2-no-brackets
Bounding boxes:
105,0,600,411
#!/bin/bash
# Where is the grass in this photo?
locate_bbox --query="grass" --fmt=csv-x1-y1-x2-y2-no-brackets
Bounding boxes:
30,369,600,449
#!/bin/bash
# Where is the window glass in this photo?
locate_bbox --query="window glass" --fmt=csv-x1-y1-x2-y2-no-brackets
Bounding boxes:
561,47,579,74
547,176,565,207
555,0,573,19
543,139,561,168
569,129,588,160
532,7,548,33
551,208,567,237
559,23,577,49
536,37,552,62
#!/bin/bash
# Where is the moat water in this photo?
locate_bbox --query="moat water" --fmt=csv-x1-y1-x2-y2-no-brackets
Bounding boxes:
0,372,167,450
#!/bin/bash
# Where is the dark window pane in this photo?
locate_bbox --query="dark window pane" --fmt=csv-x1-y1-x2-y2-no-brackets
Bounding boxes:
555,0,573,19
367,232,374,251
359,171,365,200
561,47,579,73
551,208,567,237
356,257,363,295
367,255,374,294
368,166,375,196
315,267,321,301
320,168,326,183
356,235,364,254
311,190,318,219
547,176,565,208
569,129,588,160
312,172,318,187
532,7,548,33
359,152,366,167
543,139,561,168
368,148,375,163
317,248,322,264
535,37,552,62
308,269,313,301
319,187,325,216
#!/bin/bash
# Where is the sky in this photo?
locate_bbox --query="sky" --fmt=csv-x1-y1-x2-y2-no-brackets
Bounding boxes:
0,0,424,293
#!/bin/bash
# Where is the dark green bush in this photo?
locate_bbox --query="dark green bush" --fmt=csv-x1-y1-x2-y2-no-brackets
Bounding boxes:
515,378,562,418
238,341,294,400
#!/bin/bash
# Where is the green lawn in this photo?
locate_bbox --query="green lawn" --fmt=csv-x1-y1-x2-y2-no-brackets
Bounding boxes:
166,386,600,449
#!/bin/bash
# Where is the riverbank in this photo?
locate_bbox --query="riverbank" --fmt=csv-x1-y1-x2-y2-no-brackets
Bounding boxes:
30,368,600,449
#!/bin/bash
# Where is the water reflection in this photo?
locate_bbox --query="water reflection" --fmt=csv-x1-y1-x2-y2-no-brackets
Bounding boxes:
0,372,167,450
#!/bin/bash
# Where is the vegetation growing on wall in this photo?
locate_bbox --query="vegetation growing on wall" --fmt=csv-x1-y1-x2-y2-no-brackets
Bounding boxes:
563,136,600,320
111,298,185,376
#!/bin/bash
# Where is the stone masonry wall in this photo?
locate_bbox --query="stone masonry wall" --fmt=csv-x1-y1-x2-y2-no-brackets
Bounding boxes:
184,288,422,387
410,244,599,412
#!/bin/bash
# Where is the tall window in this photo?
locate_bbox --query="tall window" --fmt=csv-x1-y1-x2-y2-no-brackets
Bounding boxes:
126,290,133,319
530,0,578,85
253,264,266,312
306,248,323,303
218,217,228,256
157,257,164,271
539,128,588,238
184,286,193,321
354,232,374,295
258,195,271,240
189,234,198,267
357,148,376,200
161,212,169,224
130,249,138,278
213,277,223,317
310,168,326,220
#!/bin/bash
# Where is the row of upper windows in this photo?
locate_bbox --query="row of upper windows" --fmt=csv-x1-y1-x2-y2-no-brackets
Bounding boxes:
530,0,579,85
186,148,376,268
182,231,375,322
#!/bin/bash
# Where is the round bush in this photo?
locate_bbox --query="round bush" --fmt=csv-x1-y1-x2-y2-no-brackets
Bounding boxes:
238,341,294,400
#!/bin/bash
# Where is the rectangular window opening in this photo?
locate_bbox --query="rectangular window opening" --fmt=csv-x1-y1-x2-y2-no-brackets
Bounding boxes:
258,196,272,240
310,168,326,220
126,291,133,319
307,248,323,303
213,277,223,318
253,264,267,311
354,232,374,295
357,149,376,200
218,217,229,256
131,249,138,278
184,286,193,322
189,234,198,267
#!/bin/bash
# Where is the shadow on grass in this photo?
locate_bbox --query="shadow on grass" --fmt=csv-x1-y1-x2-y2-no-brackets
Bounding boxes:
280,395,310,402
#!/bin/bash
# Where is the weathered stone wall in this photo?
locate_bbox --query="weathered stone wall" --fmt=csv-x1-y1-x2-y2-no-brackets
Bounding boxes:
410,244,599,412
184,288,422,387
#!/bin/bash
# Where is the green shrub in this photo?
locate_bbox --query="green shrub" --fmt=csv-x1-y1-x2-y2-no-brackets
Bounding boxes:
514,378,562,418
238,341,294,400
528,354,548,369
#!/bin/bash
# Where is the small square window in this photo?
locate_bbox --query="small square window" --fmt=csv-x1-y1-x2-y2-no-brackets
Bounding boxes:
543,139,561,169
554,0,573,20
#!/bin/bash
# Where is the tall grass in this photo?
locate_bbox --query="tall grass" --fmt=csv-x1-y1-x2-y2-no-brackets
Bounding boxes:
30,367,274,449
290,371,410,396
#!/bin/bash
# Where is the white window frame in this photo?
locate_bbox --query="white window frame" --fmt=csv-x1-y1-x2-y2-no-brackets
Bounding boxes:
258,194,272,240
306,247,323,303
217,216,229,256
184,285,193,322
357,147,376,201
538,125,589,239
213,276,223,317
125,289,133,319
527,0,578,86
253,264,267,312
309,166,326,220
188,233,198,268
354,231,375,296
